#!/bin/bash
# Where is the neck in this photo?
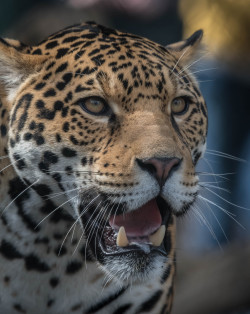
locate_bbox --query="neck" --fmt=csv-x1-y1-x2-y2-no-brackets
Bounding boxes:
0,98,17,206
0,97,81,250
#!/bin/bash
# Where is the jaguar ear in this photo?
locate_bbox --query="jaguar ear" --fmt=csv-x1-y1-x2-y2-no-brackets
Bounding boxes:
0,38,47,102
166,30,203,66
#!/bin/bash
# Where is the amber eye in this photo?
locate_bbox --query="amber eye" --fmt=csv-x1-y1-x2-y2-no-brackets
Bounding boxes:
171,97,189,115
79,97,109,116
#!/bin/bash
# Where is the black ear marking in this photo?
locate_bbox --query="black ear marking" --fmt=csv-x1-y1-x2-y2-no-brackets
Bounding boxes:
181,29,203,49
166,29,203,65
0,38,11,47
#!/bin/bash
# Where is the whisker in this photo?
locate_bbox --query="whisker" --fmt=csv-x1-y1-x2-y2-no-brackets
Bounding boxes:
44,187,80,201
48,170,99,175
197,171,235,181
198,195,245,229
196,79,214,84
177,53,207,75
72,230,85,256
94,206,109,257
170,46,190,74
58,193,100,257
201,157,222,193
205,149,246,163
199,183,230,194
84,201,105,261
202,199,229,242
199,180,225,184
203,187,249,211
59,193,101,258
0,158,23,174
192,205,221,248
1,179,40,215
35,195,78,229
71,221,78,243
181,67,217,79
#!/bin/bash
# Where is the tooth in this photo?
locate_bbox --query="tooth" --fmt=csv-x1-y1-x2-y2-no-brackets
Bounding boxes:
116,226,129,247
149,225,166,246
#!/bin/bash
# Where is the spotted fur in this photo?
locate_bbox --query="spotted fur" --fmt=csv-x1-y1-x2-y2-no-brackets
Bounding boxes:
0,22,207,313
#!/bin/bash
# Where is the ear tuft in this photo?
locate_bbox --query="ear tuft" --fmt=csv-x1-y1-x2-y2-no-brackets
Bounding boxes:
166,30,203,66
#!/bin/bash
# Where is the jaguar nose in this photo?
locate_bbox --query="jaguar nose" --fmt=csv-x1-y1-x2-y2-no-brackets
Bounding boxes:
137,157,181,186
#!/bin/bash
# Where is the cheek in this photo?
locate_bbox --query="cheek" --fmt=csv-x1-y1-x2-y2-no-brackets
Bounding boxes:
191,141,207,165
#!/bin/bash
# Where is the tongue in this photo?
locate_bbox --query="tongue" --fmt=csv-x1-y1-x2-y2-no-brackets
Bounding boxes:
109,199,162,237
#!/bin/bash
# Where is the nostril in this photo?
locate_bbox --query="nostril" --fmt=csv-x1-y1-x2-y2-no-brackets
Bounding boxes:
136,158,158,176
169,158,181,174
137,157,182,186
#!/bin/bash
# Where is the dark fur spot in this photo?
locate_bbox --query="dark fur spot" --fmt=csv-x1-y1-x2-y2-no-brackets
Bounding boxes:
85,287,127,314
62,36,79,43
44,89,56,97
62,147,77,157
75,85,91,93
63,122,69,132
0,240,23,259
25,254,50,272
135,290,163,313
13,304,26,313
46,40,58,49
112,304,132,314
81,157,87,166
35,82,46,90
44,151,58,164
8,177,39,232
74,50,85,60
66,261,82,274
49,277,59,288
47,299,55,308
0,124,7,137
32,48,42,55
33,183,52,197
4,276,10,283
55,245,67,256
46,61,55,71
35,135,45,145
56,133,62,142
71,303,82,311
56,48,69,59
161,265,171,283
55,62,68,73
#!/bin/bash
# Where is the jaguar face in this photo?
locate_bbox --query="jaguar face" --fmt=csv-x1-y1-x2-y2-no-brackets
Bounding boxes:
4,23,207,283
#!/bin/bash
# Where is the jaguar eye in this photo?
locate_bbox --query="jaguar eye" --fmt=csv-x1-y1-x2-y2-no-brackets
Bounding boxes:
171,97,189,115
79,97,109,116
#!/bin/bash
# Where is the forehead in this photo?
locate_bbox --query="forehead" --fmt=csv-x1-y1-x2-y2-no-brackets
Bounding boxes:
40,23,177,73
36,23,200,103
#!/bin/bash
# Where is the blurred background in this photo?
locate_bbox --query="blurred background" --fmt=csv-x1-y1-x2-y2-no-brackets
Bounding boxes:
1,0,250,313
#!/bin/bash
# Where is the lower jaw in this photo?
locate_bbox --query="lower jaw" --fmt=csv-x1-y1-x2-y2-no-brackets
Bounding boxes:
98,226,169,257
82,196,173,261
86,219,173,265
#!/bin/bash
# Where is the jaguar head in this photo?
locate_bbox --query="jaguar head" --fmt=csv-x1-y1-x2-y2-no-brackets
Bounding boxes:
1,23,207,283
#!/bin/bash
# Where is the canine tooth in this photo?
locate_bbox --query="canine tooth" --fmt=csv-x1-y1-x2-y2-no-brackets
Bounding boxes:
149,225,166,246
116,226,129,247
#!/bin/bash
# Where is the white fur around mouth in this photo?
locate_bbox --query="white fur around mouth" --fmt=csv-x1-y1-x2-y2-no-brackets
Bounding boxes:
116,225,166,247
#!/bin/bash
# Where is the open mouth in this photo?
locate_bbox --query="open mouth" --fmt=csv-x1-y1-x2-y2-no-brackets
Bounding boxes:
82,196,172,258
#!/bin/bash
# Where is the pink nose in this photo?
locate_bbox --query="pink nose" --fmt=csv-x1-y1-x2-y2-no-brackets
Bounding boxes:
137,157,181,186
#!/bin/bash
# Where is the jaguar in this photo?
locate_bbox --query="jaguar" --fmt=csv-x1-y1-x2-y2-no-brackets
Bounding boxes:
0,22,207,313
